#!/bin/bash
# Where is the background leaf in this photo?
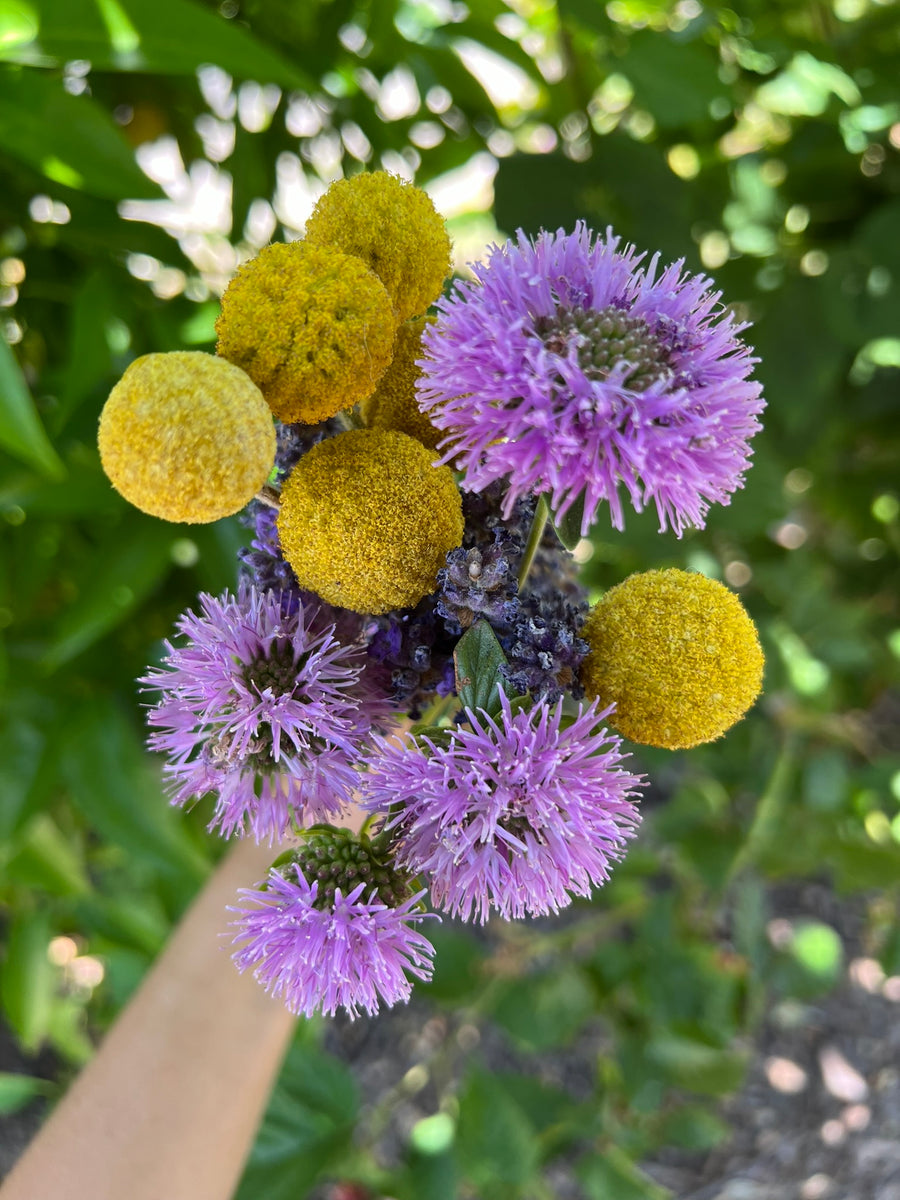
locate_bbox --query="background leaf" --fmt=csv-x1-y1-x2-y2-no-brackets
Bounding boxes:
236,1039,359,1200
0,66,158,199
0,0,314,86
0,336,65,478
1,908,55,1052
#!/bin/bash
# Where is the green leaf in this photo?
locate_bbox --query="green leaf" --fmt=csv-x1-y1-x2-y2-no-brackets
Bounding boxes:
1,908,55,1052
41,512,176,672
756,52,860,117
658,1104,731,1151
3,814,91,896
456,1069,539,1189
420,925,485,1005
0,716,46,839
0,66,158,200
55,269,116,431
0,1072,52,1115
0,2,39,53
48,994,95,1065
58,697,209,879
73,892,169,956
236,1040,359,1200
0,335,65,479
646,1035,748,1096
453,620,510,713
490,1072,598,1148
490,966,595,1050
579,1147,672,1200
1,0,313,87
399,1146,459,1200
621,32,726,128
493,140,694,264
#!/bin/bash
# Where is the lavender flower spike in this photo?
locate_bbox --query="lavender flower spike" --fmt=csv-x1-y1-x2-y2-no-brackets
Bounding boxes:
418,222,765,536
364,692,644,923
231,862,436,1019
141,584,389,843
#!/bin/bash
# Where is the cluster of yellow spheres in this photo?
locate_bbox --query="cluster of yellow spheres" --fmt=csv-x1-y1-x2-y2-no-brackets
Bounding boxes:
98,171,458,611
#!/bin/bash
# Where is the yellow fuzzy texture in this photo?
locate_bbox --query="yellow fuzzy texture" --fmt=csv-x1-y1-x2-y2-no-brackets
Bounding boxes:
580,568,764,749
360,317,443,451
304,172,451,323
215,242,395,424
98,351,275,524
277,429,463,614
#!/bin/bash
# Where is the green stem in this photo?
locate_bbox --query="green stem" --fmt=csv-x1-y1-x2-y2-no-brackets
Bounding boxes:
255,483,281,509
335,406,364,432
727,735,799,883
517,494,551,590
369,803,403,855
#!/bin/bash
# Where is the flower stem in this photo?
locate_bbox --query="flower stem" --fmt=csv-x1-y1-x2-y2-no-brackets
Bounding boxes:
255,484,281,509
517,494,551,590
726,734,798,883
335,406,365,432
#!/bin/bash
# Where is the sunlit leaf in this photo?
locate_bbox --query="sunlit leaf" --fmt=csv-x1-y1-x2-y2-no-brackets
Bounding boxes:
757,52,860,117
0,1,38,51
0,66,158,200
1,0,313,86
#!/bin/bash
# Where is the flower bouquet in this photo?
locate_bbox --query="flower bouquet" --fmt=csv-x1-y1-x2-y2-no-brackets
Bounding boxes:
97,170,765,1020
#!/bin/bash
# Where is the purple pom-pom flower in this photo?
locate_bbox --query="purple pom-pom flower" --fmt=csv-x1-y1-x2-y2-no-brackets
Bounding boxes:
417,222,765,536
141,585,389,843
230,863,436,1018
364,692,644,923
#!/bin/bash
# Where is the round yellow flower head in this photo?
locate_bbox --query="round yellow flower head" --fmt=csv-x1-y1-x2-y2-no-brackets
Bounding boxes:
580,568,764,750
277,429,463,614
360,317,443,451
98,351,275,524
304,172,451,323
215,242,395,424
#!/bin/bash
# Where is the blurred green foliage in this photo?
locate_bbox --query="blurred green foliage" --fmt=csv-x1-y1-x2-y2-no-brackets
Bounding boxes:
1,0,899,1195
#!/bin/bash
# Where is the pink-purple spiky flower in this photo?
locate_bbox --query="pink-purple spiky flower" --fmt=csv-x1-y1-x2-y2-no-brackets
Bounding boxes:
417,222,765,536
230,859,436,1018
364,692,644,923
141,584,389,843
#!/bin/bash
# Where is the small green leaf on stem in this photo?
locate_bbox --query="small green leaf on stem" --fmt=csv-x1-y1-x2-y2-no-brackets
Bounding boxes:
453,620,511,714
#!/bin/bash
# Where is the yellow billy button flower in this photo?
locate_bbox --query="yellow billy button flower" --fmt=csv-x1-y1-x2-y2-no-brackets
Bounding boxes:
360,316,443,452
277,429,463,614
580,568,764,749
98,351,275,524
304,172,451,323
215,242,395,424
